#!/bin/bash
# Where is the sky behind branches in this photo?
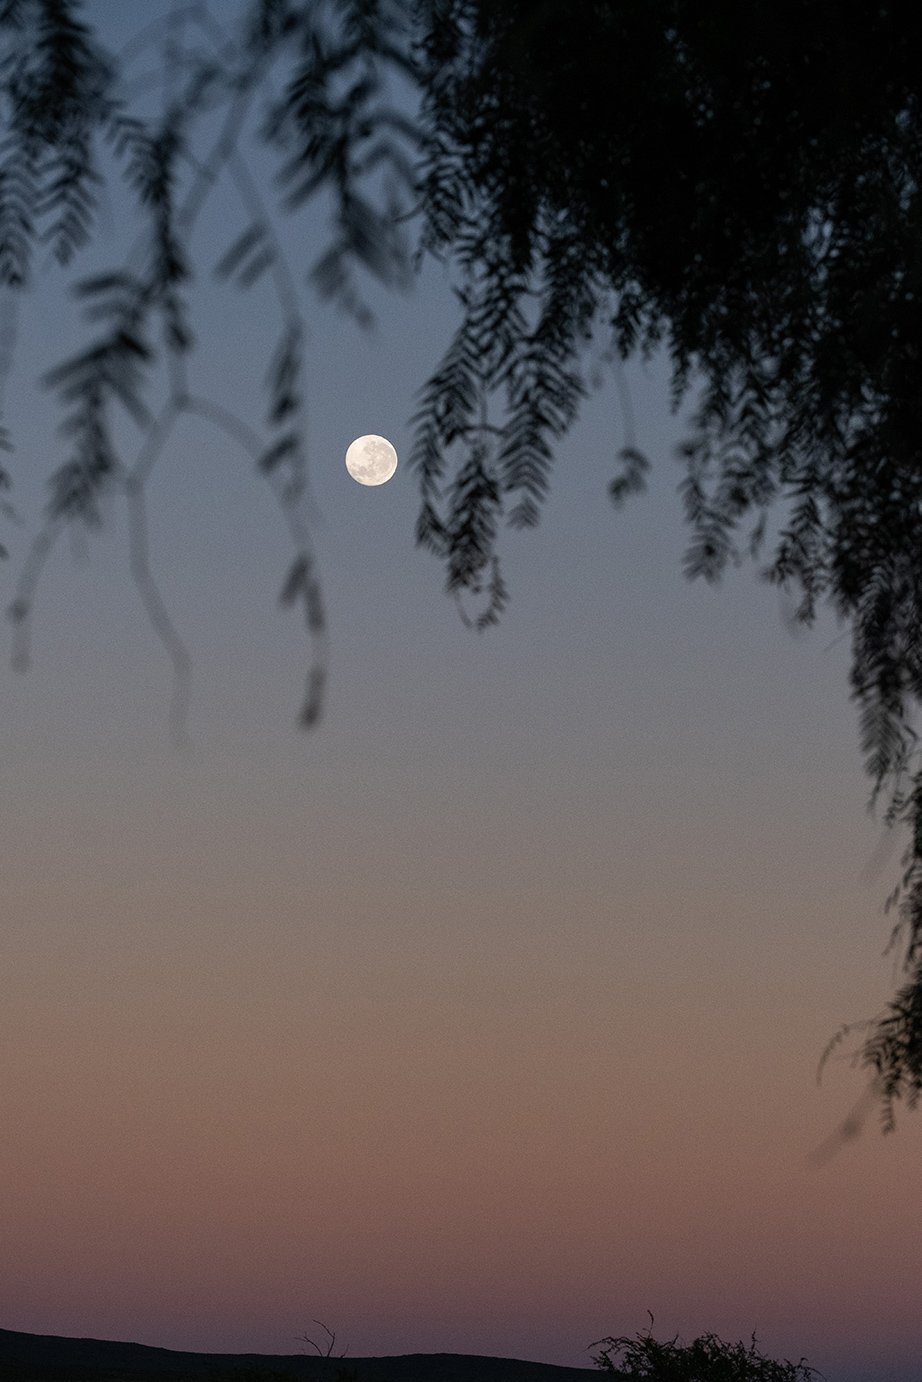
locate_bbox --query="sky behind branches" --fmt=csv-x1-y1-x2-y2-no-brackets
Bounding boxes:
2,4,922,1380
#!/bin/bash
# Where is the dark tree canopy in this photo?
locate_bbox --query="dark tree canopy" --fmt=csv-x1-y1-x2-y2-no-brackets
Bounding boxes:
414,0,922,1137
1,0,922,1140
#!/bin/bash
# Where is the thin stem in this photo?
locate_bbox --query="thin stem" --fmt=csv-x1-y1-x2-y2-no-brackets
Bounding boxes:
227,147,300,321
126,470,193,751
176,74,260,237
184,392,328,728
125,400,192,746
612,350,637,453
8,518,65,672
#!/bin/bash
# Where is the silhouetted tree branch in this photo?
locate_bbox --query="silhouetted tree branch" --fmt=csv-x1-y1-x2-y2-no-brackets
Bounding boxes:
3,0,922,1141
416,0,922,1148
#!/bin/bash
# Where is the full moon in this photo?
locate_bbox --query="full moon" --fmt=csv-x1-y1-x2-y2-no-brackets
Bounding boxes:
345,434,398,486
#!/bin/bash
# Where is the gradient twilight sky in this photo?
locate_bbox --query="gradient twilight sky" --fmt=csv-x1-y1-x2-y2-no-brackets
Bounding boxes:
2,5,922,1380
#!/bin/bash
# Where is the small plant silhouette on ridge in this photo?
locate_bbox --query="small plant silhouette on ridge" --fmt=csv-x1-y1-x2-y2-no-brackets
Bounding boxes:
298,1323,372,1382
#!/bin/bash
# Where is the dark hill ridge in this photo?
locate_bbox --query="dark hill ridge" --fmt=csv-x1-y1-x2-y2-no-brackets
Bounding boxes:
0,1331,605,1382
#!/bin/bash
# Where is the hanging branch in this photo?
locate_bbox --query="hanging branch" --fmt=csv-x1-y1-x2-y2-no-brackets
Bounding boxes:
7,0,416,737
6,0,922,1142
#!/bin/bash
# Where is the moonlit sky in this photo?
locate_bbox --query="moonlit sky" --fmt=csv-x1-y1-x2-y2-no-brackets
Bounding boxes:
2,5,922,1380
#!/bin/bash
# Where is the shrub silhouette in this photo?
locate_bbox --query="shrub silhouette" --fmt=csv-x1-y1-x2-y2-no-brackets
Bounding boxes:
590,1318,823,1382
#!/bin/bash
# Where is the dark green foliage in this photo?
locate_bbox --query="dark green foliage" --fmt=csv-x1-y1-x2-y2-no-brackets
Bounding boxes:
0,0,114,285
5,0,417,740
261,0,417,325
0,0,115,509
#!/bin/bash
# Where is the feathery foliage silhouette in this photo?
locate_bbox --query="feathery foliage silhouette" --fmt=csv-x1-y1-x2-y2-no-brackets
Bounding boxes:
3,0,922,1140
